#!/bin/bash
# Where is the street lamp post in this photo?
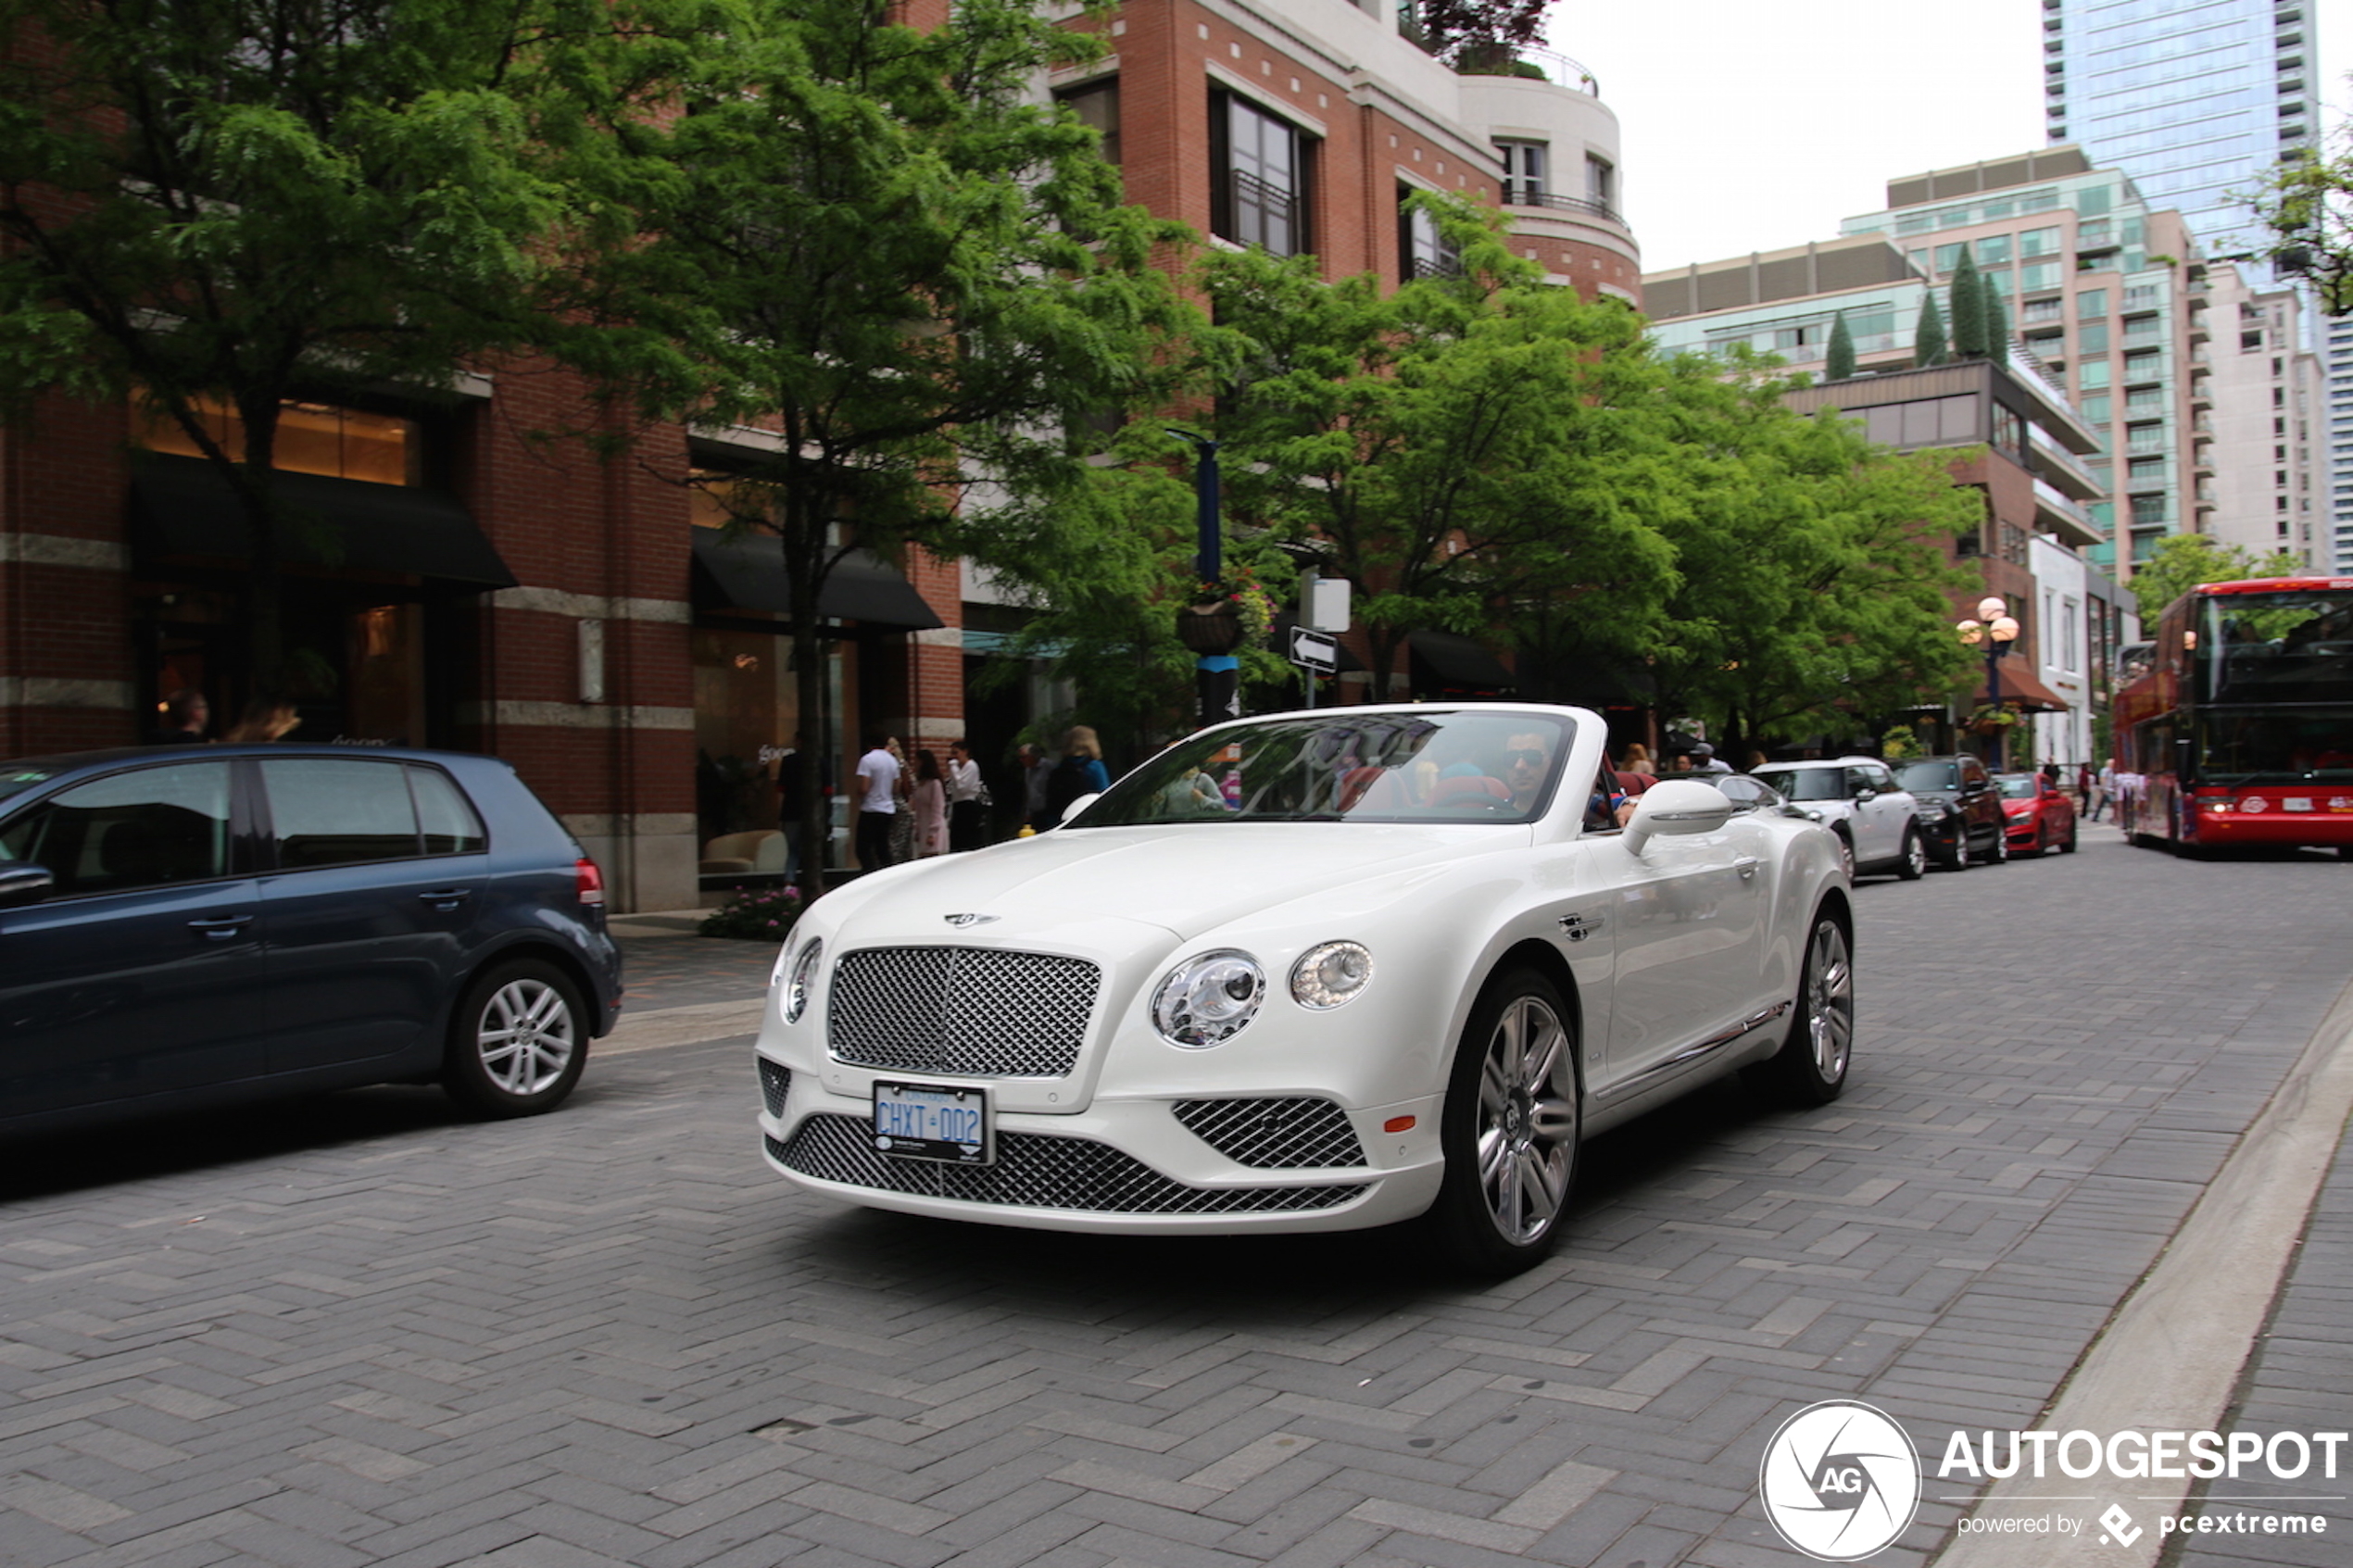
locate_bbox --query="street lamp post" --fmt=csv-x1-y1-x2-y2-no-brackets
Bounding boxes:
1956,595,2021,768
1166,431,1237,730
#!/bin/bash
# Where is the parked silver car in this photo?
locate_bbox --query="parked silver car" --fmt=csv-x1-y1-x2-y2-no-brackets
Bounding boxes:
1747,758,1926,880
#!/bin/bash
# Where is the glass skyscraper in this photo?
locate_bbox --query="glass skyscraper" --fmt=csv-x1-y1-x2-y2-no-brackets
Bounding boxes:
2042,0,2316,266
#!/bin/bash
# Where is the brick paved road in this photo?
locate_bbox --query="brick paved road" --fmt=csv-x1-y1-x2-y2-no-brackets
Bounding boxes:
4,827,2350,1568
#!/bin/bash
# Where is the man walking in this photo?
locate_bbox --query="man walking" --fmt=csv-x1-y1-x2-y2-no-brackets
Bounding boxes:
852,734,900,872
946,738,986,852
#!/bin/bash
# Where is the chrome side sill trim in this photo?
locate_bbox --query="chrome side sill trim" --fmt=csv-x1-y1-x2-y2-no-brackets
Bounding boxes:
1596,1000,1793,1102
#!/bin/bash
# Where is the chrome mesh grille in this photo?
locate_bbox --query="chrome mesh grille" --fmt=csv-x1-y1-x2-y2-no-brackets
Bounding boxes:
769,1116,1369,1216
827,947,1099,1077
757,1058,790,1118
1173,1098,1367,1169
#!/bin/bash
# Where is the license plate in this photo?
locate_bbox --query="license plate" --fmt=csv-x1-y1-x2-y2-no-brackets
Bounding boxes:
2284,797,2313,813
872,1081,992,1165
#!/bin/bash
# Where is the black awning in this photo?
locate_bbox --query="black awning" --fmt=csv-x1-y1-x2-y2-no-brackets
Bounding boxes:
690,531,944,633
130,453,515,587
1409,629,1516,693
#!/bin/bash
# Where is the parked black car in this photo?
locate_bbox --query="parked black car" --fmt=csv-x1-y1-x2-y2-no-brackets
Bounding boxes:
0,745,622,1134
1892,755,2009,870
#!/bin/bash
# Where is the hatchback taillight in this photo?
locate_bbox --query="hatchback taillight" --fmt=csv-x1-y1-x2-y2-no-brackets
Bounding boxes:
575,857,606,908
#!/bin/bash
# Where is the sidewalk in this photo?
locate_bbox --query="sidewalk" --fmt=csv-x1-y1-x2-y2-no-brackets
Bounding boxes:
603,909,777,1052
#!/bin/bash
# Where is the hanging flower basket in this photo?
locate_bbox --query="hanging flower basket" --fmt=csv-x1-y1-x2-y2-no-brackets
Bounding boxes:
1176,601,1245,654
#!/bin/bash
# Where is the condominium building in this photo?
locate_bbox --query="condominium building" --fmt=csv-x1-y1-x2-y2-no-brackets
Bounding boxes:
2041,0,2318,267
2203,263,2330,569
1838,147,2203,576
2333,315,2353,572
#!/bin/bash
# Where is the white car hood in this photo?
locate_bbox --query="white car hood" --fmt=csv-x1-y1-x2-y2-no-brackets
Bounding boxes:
822,822,1521,947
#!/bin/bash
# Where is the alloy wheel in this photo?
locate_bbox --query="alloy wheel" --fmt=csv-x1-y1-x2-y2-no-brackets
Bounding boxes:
1475,993,1578,1247
475,976,578,1096
1801,920,1855,1085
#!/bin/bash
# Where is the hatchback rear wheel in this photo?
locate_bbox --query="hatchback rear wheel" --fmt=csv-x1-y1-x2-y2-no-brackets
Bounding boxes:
444,959,587,1118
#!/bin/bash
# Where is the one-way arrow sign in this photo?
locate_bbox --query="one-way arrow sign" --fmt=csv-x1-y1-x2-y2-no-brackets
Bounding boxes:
1288,626,1339,672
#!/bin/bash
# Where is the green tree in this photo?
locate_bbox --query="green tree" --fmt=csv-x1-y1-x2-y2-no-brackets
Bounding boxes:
570,0,1203,883
1194,197,1680,702
1948,246,1986,358
2250,144,2353,314
0,0,626,694
1642,355,1981,753
1914,292,1948,368
2127,533,2303,624
1982,274,2009,358
1824,310,1856,381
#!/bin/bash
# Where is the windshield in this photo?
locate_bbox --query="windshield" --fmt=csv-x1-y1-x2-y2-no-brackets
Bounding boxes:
2193,708,2353,786
1755,766,1844,802
2200,590,2353,703
1070,711,1577,827
0,767,56,820
1994,775,2040,799
1894,761,1959,793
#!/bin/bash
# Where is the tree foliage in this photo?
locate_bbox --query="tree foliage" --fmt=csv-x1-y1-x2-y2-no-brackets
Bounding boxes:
1947,246,1985,358
565,0,1204,879
1913,292,1947,368
2251,143,2353,314
1824,310,1856,381
2127,533,2303,626
1982,273,2008,358
1417,0,1548,64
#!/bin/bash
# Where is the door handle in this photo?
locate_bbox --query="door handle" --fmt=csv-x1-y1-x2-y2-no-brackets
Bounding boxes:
1557,912,1604,943
1734,857,1760,881
418,888,474,909
187,914,252,940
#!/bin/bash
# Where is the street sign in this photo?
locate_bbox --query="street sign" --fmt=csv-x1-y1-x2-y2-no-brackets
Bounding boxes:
1289,626,1339,672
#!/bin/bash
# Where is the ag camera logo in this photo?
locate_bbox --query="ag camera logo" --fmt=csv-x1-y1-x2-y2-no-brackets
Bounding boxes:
1759,1400,1922,1561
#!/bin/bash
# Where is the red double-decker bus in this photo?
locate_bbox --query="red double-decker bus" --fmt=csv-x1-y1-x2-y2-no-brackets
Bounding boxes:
2111,577,2353,858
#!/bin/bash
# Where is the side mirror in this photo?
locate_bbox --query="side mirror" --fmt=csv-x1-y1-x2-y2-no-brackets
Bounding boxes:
1621,781,1734,855
1854,787,1878,803
1058,793,1101,824
0,864,56,909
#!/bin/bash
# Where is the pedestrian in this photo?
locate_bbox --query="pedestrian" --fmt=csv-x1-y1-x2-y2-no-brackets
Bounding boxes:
1042,725,1112,826
887,737,917,863
2041,759,2061,790
946,738,987,852
2092,757,2115,822
222,694,298,743
1020,742,1054,831
145,687,210,745
911,748,948,858
2075,760,2095,810
774,733,810,884
1691,743,1731,775
1622,742,1653,771
851,734,900,872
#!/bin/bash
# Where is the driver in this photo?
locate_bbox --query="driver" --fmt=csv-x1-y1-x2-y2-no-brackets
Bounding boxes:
1503,731,1555,811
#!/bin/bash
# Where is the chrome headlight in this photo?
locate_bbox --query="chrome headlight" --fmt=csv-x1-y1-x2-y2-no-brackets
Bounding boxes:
782,937,824,1023
1290,941,1373,1010
1151,949,1265,1047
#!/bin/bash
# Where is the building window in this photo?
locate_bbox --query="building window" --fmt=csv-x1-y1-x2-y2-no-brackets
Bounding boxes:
1059,79,1120,166
2020,226,2063,257
133,393,423,486
1496,140,1546,206
1213,93,1309,257
2078,321,2109,354
2076,288,2107,319
1977,234,2012,265
1399,187,1458,279
1585,154,1615,213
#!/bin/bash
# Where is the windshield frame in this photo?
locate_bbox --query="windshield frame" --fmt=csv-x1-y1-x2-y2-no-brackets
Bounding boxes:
1065,710,1581,829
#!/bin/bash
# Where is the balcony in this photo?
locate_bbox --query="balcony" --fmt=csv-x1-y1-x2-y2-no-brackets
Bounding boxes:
1504,189,1626,227
2032,475,2104,547
2030,427,2105,499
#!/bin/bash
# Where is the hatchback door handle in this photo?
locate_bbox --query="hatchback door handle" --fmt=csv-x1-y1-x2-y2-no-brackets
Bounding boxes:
418,887,473,909
187,914,252,939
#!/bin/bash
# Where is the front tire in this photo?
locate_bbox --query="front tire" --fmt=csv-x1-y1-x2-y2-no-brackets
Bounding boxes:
444,960,588,1118
1833,831,1856,882
1424,968,1579,1275
2059,821,2078,854
1895,827,1927,880
1941,831,1971,872
1753,913,1854,1106
1987,827,2009,864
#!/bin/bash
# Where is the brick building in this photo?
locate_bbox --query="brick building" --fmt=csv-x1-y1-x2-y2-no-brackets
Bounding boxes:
0,0,1642,907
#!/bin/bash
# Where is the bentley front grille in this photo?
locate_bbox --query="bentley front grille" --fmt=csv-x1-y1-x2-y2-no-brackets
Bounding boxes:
1173,1098,1368,1169
769,1116,1369,1216
827,947,1100,1078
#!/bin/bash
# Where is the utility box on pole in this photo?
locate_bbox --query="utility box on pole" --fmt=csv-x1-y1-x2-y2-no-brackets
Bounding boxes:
1302,574,1351,633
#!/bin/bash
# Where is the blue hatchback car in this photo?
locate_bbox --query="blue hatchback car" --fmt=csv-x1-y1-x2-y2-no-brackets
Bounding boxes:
0,745,622,1133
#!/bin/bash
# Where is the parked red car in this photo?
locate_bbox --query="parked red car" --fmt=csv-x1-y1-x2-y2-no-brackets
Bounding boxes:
1994,772,2078,855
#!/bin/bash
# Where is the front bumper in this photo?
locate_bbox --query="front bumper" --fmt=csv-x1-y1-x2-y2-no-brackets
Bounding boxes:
756,1053,1445,1235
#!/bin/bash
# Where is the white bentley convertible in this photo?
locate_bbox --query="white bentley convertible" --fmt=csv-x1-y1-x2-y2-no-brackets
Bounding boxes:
755,705,1853,1273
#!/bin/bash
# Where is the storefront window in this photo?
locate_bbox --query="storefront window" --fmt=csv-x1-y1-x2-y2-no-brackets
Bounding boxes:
132,393,422,485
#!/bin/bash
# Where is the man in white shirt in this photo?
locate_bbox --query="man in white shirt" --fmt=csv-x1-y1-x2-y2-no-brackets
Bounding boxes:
853,734,900,871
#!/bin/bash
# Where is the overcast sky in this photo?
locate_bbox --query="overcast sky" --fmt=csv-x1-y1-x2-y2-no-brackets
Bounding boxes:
1549,0,2352,277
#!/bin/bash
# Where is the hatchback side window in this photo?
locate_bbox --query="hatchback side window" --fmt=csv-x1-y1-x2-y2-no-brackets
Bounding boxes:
0,762,232,896
262,759,420,870
409,766,486,855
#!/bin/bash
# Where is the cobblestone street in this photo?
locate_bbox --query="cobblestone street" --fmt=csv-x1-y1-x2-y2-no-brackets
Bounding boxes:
4,827,2351,1568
